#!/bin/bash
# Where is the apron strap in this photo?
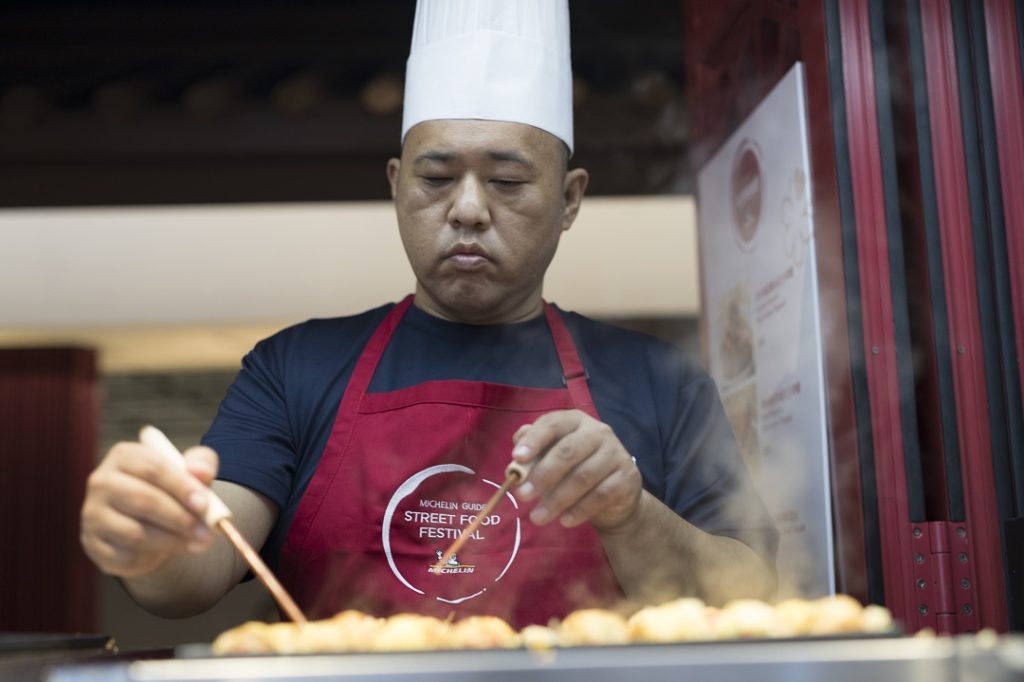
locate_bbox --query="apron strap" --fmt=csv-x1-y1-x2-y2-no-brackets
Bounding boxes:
317,295,415,495
543,302,598,419
342,295,415,406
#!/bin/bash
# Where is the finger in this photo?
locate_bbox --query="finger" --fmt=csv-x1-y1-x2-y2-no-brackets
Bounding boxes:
511,411,582,463
560,466,643,530
94,508,211,572
183,445,219,485
91,524,201,579
111,443,210,517
529,445,619,525
85,506,215,577
519,423,608,500
105,471,211,541
511,423,533,445
100,506,210,554
82,534,144,576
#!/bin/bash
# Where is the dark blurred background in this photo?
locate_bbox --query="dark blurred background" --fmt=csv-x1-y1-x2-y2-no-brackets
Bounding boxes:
0,0,690,207
0,2,699,648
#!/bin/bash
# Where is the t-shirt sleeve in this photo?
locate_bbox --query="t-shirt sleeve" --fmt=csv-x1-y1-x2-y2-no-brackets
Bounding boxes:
661,366,779,568
202,336,296,513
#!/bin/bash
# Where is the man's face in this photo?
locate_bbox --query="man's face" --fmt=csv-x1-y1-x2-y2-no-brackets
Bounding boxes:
387,119,588,324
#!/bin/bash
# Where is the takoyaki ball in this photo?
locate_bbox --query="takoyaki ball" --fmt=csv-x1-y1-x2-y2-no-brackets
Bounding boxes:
627,597,711,642
859,604,894,633
324,610,384,652
773,598,816,636
807,594,865,635
714,599,786,639
521,624,561,651
211,621,275,655
371,613,452,652
558,608,630,646
449,615,521,649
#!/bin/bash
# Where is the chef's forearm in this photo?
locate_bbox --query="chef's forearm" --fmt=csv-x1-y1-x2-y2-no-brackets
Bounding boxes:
597,491,775,606
121,481,277,618
121,538,242,618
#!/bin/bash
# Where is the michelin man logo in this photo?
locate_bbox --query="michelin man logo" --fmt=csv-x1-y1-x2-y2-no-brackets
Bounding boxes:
428,549,474,574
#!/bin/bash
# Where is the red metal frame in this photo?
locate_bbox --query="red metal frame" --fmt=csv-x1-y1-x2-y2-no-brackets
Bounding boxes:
837,0,920,631
984,0,1024,399
919,0,1008,631
801,0,870,606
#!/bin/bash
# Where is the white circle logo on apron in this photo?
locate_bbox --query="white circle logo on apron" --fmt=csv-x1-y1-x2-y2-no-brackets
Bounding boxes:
382,464,522,604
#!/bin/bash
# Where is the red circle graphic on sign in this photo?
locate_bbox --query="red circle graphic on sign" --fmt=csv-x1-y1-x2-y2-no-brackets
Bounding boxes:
731,140,764,250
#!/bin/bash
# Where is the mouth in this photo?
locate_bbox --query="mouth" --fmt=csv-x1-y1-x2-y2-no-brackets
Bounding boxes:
443,242,492,270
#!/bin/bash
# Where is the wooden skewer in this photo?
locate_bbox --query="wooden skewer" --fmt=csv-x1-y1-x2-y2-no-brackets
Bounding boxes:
434,460,532,571
216,516,307,624
139,426,308,624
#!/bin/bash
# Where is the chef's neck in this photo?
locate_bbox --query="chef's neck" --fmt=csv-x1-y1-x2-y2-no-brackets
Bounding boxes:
412,287,545,325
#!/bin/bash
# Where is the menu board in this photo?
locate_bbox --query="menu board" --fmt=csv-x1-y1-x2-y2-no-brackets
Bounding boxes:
697,63,835,598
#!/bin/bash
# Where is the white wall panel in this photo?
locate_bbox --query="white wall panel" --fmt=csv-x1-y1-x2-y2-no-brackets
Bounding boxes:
0,197,698,370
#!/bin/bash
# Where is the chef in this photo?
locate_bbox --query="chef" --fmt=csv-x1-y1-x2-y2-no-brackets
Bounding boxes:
80,0,777,628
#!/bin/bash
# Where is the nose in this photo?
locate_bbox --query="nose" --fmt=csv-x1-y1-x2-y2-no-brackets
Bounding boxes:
447,175,490,230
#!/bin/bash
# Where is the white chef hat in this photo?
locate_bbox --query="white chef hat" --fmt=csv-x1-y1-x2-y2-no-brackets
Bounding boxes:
401,0,574,153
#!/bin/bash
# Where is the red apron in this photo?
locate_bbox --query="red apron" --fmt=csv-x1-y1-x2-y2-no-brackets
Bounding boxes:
279,295,622,627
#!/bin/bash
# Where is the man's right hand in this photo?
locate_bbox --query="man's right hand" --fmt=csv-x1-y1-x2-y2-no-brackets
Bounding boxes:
80,442,220,578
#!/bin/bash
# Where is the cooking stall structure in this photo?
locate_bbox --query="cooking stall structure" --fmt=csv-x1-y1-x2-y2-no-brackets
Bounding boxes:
686,0,1024,633
0,3,1022,679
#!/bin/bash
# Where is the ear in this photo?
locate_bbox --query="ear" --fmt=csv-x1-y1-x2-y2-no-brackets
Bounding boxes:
561,168,589,232
386,158,401,199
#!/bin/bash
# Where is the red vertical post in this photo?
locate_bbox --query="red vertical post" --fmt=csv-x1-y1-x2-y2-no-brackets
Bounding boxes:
918,0,1008,631
836,0,920,631
0,348,99,633
983,0,1024,398
800,0,871,606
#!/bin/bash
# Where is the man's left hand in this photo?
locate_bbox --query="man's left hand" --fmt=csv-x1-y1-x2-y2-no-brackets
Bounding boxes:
511,410,643,531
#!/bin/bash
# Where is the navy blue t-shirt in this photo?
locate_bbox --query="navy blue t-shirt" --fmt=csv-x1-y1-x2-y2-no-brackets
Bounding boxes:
203,301,778,572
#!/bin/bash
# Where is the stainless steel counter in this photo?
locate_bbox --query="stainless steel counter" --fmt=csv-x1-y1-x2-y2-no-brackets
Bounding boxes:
44,634,1024,682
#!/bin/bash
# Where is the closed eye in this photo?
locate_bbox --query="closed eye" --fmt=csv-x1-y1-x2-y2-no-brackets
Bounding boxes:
420,176,453,187
491,179,525,189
